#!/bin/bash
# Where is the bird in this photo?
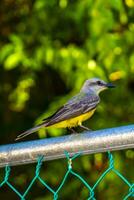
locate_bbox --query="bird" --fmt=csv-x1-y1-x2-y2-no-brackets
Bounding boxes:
15,78,115,141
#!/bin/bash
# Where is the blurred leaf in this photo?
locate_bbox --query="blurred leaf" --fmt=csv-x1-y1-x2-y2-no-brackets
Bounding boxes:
4,52,23,70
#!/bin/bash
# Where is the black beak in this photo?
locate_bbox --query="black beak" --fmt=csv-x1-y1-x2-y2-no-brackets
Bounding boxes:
106,83,116,88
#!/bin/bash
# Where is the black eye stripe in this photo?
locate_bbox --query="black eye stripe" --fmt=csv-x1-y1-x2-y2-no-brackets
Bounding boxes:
89,81,104,86
97,81,103,85
89,82,96,86
97,81,101,85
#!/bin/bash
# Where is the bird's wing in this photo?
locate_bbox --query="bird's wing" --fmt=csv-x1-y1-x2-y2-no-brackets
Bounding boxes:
15,92,99,141
43,92,100,126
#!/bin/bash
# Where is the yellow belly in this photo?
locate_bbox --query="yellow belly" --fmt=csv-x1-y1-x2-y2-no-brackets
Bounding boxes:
48,109,96,128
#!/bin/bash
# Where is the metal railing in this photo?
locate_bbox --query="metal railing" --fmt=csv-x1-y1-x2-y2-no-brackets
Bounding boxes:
0,124,134,167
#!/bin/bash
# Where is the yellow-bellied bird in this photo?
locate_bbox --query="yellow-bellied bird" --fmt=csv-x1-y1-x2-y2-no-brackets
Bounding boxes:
15,78,115,140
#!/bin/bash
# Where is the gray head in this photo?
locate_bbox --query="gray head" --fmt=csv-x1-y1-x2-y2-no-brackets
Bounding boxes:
81,78,115,94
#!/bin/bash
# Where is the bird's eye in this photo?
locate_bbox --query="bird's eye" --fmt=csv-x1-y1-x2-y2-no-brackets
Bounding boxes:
97,81,102,85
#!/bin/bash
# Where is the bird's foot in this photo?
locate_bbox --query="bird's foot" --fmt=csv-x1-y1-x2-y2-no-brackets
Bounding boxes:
67,128,77,134
79,125,92,131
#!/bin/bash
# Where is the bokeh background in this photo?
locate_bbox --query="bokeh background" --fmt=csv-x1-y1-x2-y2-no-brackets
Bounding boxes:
0,0,134,199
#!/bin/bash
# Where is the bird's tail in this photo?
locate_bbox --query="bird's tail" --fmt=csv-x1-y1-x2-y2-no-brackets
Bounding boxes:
15,123,45,141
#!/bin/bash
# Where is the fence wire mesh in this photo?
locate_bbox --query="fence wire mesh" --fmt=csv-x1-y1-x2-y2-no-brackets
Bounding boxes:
0,151,133,200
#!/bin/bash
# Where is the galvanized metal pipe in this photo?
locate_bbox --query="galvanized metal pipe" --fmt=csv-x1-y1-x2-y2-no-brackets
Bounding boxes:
0,125,134,167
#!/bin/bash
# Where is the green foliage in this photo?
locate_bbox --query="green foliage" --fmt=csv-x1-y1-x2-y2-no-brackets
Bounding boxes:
0,0,134,199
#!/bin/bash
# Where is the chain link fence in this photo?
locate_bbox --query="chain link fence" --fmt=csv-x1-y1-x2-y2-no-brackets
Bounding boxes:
0,125,134,199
